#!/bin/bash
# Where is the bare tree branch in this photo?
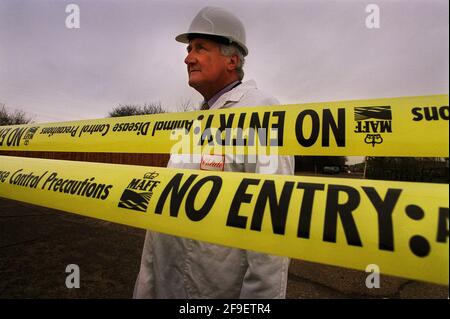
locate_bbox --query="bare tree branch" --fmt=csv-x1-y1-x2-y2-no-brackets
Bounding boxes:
108,102,166,117
0,103,32,125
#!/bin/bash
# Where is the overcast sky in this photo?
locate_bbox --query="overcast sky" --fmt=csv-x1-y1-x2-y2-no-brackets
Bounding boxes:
0,0,448,164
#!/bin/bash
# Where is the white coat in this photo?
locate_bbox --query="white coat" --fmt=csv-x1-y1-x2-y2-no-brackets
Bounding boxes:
133,80,295,298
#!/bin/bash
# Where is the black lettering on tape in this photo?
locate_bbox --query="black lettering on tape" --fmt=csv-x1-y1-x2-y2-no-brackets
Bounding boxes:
216,113,235,146
7,127,27,147
412,106,449,121
0,128,11,146
437,207,449,243
271,111,285,146
155,173,198,217
250,180,295,235
199,115,215,145
362,187,402,251
322,109,346,147
232,113,247,146
249,112,270,146
411,107,423,121
295,109,345,147
323,185,362,246
227,178,259,229
296,182,325,239
439,105,449,120
295,110,320,147
185,176,222,221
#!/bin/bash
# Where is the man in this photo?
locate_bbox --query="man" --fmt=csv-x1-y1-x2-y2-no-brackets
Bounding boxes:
133,6,295,299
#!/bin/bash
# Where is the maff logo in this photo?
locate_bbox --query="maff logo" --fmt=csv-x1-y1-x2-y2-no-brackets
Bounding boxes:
118,172,160,212
354,106,392,147
23,126,40,146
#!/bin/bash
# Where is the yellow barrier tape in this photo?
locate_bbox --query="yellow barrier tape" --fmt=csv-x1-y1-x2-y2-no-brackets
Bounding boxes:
0,155,448,285
0,94,448,156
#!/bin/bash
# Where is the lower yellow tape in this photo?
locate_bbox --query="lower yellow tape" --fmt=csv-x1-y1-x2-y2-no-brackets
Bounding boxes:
0,156,448,285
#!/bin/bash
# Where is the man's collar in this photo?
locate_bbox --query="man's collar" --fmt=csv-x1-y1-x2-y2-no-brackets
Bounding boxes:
203,80,241,109
208,80,257,110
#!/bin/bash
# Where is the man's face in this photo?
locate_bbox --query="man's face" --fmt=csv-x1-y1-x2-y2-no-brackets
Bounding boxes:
184,38,230,94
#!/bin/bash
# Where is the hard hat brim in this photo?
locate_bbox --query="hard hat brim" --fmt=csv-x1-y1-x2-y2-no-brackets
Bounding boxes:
175,33,191,44
175,32,248,56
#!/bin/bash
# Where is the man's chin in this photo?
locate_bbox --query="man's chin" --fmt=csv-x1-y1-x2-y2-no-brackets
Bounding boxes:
188,79,201,89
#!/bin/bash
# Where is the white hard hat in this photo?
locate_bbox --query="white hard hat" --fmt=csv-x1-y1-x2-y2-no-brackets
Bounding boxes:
175,7,248,56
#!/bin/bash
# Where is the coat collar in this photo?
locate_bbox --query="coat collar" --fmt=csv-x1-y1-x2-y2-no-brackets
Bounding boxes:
209,80,257,110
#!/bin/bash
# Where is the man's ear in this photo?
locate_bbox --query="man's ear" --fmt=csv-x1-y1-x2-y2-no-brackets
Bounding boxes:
227,55,239,71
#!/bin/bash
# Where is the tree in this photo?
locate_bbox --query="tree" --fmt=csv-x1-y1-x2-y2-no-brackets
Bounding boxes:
177,98,196,113
365,156,448,183
0,103,32,125
108,102,165,117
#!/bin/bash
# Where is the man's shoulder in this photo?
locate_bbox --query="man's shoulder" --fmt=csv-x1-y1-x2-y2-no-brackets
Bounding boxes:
240,87,279,107
238,79,279,106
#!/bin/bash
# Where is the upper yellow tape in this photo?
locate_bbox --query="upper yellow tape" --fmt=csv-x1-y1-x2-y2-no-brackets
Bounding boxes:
0,155,448,285
0,94,448,156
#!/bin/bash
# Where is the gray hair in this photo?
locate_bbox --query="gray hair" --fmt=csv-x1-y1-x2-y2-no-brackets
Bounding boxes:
220,43,245,80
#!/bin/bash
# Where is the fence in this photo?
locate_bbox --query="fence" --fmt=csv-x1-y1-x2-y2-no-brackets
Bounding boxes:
0,151,169,167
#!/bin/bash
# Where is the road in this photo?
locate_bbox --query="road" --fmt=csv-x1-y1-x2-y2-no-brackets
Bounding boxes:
0,197,447,299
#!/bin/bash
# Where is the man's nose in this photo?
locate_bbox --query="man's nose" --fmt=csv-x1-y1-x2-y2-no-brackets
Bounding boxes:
184,51,196,65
